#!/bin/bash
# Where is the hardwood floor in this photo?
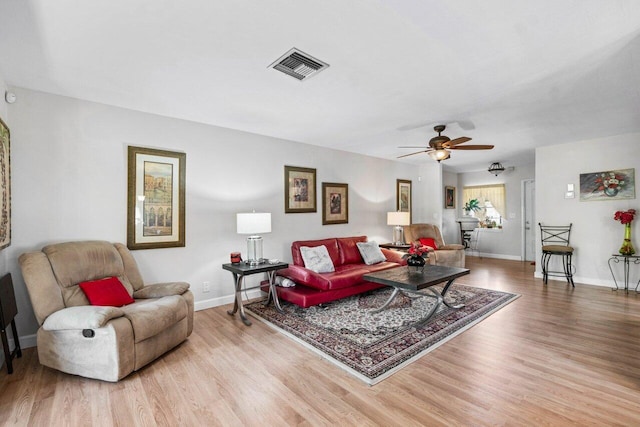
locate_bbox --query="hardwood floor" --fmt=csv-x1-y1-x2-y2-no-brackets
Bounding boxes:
2,256,640,426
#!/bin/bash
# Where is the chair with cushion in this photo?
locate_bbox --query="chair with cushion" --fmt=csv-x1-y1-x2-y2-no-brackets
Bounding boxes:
404,223,465,268
19,240,194,382
539,223,574,287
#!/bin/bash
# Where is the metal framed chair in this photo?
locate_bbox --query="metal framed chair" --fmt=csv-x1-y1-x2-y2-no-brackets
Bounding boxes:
539,223,574,287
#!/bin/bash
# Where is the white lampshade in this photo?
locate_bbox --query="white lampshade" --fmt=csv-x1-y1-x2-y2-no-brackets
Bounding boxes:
237,213,272,235
387,211,410,226
236,212,271,265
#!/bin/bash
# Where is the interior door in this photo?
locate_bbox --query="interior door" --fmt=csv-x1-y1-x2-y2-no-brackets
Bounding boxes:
523,179,536,261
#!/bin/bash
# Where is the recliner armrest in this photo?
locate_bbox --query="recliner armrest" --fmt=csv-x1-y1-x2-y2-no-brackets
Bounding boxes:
439,244,465,250
42,306,125,331
133,282,190,299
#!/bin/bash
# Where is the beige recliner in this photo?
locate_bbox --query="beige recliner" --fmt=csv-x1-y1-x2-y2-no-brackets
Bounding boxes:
19,240,194,382
404,223,466,268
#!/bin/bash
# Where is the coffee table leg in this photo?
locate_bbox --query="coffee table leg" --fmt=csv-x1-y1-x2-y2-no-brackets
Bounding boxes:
414,288,443,327
370,288,401,313
440,278,465,309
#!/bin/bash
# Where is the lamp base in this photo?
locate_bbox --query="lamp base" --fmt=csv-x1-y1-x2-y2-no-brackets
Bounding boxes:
392,226,405,246
246,235,263,265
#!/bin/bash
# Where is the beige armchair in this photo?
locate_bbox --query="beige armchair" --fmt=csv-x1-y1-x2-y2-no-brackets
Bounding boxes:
404,223,465,268
19,241,194,382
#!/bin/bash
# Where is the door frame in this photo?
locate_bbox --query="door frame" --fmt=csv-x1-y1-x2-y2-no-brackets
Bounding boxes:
521,179,535,261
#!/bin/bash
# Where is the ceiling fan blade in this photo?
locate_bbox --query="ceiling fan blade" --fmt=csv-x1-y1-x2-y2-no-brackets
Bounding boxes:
449,145,494,150
444,137,471,147
397,150,429,158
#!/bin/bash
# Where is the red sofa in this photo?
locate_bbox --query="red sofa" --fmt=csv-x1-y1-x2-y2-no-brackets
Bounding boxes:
272,236,406,308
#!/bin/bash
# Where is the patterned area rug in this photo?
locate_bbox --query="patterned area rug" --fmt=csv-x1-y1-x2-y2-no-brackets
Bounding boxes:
245,284,519,385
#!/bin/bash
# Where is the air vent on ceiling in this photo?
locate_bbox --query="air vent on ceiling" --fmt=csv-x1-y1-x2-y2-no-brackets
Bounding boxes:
269,48,329,81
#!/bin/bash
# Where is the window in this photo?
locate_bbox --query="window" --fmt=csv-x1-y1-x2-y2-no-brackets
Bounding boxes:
463,184,506,226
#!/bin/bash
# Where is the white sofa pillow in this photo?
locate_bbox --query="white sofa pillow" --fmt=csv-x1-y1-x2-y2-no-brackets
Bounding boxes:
300,245,335,273
356,241,387,265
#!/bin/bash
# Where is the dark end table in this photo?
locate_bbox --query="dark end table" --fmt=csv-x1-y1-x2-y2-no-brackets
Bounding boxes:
0,273,22,374
222,261,288,326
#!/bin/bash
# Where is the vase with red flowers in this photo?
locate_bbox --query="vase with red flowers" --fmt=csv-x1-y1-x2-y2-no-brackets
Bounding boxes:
403,243,429,273
614,209,636,255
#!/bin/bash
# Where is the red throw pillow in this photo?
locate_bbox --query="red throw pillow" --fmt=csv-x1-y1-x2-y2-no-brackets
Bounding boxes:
79,276,134,307
419,237,438,250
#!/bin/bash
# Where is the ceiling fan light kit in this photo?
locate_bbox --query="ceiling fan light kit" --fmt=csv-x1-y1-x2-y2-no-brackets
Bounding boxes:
428,149,450,162
488,162,505,176
397,124,494,162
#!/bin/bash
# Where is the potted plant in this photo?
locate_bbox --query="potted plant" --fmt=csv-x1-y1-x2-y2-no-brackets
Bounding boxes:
463,198,481,216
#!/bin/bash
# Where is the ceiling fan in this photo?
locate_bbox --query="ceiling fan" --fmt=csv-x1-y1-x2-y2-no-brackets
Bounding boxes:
398,124,494,162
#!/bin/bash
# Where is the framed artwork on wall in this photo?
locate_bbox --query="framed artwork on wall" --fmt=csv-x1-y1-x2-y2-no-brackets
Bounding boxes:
579,168,635,201
445,186,455,209
285,165,317,213
322,182,348,225
127,146,186,250
397,179,412,223
0,117,10,249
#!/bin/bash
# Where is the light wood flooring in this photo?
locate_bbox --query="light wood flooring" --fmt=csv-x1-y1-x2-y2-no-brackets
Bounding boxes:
2,256,640,426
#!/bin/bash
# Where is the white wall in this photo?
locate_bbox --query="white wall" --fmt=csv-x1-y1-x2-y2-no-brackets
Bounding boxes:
6,87,423,340
442,170,459,244
457,163,535,259
536,134,640,287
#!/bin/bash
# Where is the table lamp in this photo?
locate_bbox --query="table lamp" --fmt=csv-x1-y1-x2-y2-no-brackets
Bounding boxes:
237,212,272,265
387,211,410,245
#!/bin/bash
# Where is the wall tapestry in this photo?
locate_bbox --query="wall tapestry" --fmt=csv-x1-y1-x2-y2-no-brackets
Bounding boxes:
127,146,186,250
579,168,635,202
0,117,10,249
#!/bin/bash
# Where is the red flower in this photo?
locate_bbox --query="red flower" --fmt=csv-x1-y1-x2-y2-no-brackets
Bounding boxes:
614,209,636,224
407,243,430,256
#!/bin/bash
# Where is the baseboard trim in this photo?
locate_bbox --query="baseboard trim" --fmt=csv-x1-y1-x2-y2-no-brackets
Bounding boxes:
532,272,629,289
194,289,263,311
467,252,522,261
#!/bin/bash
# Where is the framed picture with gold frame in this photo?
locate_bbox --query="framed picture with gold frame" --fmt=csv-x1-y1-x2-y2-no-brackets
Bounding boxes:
0,117,10,249
445,186,455,209
285,165,317,213
322,182,348,225
127,146,186,250
397,179,412,223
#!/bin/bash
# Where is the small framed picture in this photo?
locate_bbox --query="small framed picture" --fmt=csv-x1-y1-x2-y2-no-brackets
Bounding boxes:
397,179,412,223
127,146,186,250
445,186,455,209
285,165,317,213
322,182,348,225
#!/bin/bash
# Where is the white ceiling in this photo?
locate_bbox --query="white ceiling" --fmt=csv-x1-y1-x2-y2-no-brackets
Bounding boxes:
1,0,639,172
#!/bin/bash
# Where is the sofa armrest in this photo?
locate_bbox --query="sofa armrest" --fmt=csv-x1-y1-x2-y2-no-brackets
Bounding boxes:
277,265,331,290
42,306,125,331
439,244,465,251
380,248,407,265
133,282,190,299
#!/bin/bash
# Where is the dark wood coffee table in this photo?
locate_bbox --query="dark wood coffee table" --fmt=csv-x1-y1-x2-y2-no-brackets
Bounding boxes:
363,265,470,326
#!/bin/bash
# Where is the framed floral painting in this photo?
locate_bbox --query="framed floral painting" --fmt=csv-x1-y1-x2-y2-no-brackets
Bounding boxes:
0,117,10,249
579,168,635,201
397,179,412,223
285,165,316,213
322,182,348,225
127,146,186,249
445,186,455,209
